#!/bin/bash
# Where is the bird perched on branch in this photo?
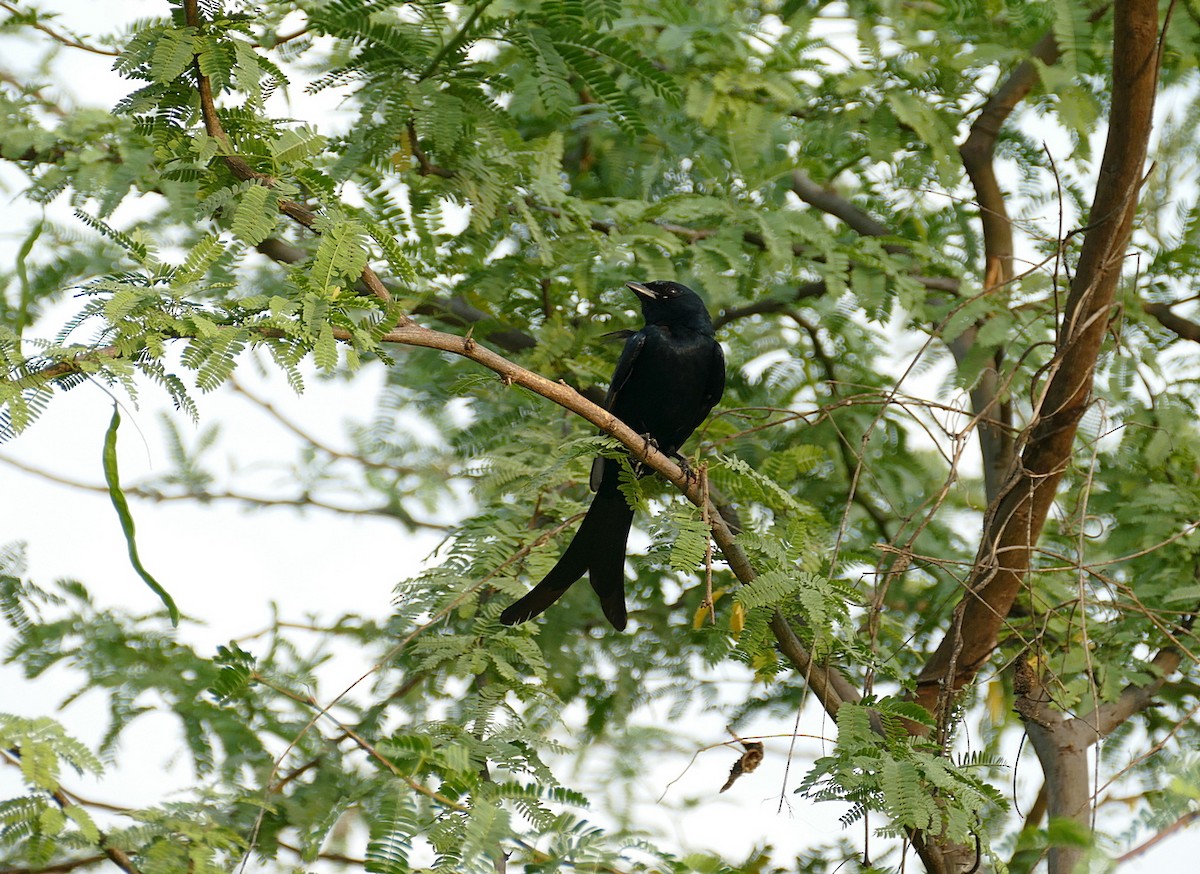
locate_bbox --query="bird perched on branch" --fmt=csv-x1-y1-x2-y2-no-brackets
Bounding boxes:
500,280,726,630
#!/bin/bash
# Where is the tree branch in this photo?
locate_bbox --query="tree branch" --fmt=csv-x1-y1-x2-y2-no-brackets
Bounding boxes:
227,376,422,475
955,1,1109,295
952,8,1109,501
406,120,456,178
1089,644,1187,736
1,751,141,874
183,0,398,309
958,27,1058,294
915,0,1161,716
0,69,67,117
1114,810,1200,864
790,170,897,244
1012,658,1094,874
1009,626,1192,871
0,454,443,530
792,159,1021,512
254,238,538,352
0,856,107,874
1142,300,1200,342
417,0,495,82
367,321,854,716
713,282,827,330
0,1,120,56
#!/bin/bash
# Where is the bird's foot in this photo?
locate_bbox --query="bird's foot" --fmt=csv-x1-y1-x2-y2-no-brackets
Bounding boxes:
672,452,698,483
631,433,660,475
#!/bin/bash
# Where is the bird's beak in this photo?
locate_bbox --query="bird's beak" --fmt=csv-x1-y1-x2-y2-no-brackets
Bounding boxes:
626,281,659,300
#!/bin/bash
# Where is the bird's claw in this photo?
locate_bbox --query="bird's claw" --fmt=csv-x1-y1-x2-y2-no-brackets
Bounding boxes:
631,433,659,475
674,454,698,483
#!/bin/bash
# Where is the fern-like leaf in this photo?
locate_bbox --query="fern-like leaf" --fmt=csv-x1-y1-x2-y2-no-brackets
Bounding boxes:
269,126,328,167
230,184,279,246
209,643,255,702
174,234,226,285
311,220,370,295
73,211,148,262
150,26,197,84
665,506,711,573
365,785,418,874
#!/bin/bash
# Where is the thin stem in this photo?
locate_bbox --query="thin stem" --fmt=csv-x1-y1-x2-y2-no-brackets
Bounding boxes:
0,1,120,56
418,0,496,81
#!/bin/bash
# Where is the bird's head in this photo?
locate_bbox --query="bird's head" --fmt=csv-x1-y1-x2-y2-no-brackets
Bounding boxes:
625,280,714,333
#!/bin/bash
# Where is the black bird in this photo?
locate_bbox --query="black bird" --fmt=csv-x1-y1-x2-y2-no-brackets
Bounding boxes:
500,280,726,630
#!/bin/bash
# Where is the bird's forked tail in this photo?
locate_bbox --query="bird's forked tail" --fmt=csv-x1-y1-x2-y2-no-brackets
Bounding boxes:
499,484,634,630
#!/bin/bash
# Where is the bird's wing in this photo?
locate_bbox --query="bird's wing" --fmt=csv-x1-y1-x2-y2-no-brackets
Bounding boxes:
690,340,726,433
705,341,726,408
602,329,648,410
590,329,648,493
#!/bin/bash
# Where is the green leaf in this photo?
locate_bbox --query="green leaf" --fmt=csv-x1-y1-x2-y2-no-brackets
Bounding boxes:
314,323,338,372
311,220,369,295
269,126,328,166
230,184,279,246
210,642,255,701
74,210,149,262
150,27,197,84
365,786,417,874
366,221,417,284
102,405,179,625
175,234,226,284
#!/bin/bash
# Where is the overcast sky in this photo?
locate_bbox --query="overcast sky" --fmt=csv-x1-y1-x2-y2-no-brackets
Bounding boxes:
0,2,1193,870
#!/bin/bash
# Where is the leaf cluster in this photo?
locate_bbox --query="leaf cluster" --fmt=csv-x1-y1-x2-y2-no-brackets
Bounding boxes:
796,701,1007,847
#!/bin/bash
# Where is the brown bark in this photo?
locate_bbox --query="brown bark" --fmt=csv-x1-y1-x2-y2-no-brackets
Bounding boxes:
910,1,1161,869
1011,641,1185,873
916,0,1159,713
949,2,1111,502
1014,658,1095,874
1143,300,1200,343
917,0,1159,714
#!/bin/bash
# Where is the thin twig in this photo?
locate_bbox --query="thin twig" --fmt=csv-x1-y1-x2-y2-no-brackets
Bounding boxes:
1114,810,1200,865
0,453,442,529
0,1,120,56
1,751,141,874
417,0,496,81
700,463,714,624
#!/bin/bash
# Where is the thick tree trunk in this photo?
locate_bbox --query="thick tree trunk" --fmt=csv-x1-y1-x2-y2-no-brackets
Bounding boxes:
1028,724,1092,874
914,0,1160,717
911,0,1162,870
1016,657,1096,874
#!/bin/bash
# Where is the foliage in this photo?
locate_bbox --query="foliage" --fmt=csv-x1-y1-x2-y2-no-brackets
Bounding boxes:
796,702,1006,845
1,0,1198,872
